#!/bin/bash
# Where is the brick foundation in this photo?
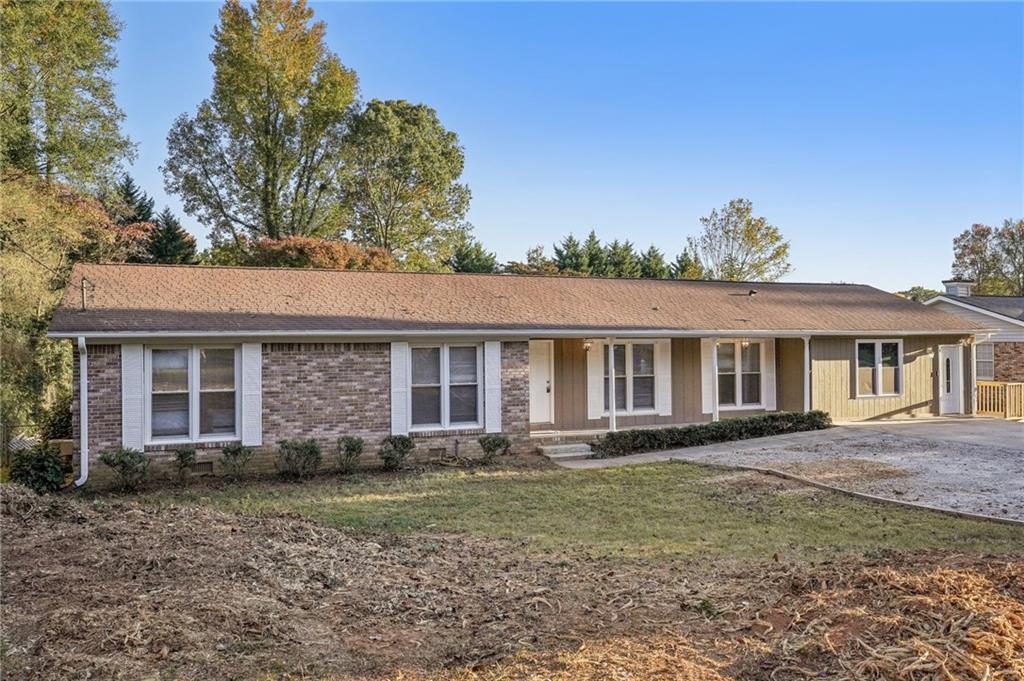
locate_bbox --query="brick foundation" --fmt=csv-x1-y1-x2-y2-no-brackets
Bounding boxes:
993,342,1024,383
72,341,533,487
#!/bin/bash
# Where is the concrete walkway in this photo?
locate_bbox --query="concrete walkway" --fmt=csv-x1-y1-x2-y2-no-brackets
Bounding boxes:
559,419,1024,522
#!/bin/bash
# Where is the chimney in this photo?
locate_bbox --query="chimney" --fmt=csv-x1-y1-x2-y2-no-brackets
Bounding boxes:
942,279,974,297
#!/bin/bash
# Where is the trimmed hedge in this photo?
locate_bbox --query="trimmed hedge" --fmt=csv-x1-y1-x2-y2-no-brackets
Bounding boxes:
591,411,832,458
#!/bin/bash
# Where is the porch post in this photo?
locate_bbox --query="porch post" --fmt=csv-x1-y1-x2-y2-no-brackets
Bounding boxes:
803,336,811,412
710,336,720,422
607,337,617,432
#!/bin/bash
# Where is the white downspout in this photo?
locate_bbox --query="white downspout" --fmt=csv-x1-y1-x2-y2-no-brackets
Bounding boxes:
75,337,89,487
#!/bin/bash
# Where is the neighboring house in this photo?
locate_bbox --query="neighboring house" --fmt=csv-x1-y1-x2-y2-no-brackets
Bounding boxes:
49,263,982,485
925,280,1024,383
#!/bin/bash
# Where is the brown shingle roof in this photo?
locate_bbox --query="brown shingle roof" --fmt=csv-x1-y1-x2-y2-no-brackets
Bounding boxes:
49,263,983,336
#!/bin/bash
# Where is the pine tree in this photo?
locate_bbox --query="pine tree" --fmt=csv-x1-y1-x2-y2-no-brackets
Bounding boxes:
446,237,498,273
671,248,704,280
553,234,587,274
605,240,641,278
112,174,155,225
581,230,606,277
147,207,197,264
639,245,670,279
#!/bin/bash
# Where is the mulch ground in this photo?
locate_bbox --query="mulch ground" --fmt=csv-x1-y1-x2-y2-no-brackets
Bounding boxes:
1,484,1021,680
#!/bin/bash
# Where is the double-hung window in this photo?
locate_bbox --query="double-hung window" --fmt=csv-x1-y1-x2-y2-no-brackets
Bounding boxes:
410,344,482,429
603,341,656,413
976,343,994,381
716,340,763,408
147,346,239,442
856,339,902,397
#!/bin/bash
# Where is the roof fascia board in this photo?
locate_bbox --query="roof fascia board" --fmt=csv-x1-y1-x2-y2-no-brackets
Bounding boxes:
48,327,987,342
924,295,1024,328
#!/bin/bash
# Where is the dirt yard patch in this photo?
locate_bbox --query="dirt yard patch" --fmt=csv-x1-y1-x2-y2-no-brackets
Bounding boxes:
2,479,1023,680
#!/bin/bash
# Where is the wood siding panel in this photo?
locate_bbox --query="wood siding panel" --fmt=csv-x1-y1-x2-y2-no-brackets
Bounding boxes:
776,338,805,412
810,335,972,420
549,338,713,431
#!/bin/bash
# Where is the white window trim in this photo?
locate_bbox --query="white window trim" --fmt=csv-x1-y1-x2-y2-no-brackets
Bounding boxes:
144,345,241,445
408,343,484,432
975,342,995,381
854,339,904,398
716,340,766,411
601,340,658,416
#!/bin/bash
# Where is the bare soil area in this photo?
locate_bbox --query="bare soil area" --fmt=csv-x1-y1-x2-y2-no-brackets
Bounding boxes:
2,483,1022,680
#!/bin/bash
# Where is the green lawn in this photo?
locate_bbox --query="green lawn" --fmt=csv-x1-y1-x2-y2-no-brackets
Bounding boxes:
134,461,1024,560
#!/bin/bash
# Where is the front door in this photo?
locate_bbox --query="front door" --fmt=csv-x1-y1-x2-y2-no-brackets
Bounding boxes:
938,345,963,415
529,340,554,424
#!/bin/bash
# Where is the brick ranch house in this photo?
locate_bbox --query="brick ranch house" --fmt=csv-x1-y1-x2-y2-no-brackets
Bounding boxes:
49,263,984,486
925,280,1024,383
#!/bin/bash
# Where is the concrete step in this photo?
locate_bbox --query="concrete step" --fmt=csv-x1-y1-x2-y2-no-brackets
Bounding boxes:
539,443,593,461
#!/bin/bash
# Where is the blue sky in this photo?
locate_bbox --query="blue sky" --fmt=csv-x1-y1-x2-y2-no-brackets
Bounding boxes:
112,1,1023,291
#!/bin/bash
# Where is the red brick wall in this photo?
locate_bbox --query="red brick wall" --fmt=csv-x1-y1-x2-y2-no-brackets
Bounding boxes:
994,342,1024,382
73,340,533,486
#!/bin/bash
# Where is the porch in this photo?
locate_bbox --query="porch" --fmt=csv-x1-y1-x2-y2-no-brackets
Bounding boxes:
525,336,812,436
523,334,976,440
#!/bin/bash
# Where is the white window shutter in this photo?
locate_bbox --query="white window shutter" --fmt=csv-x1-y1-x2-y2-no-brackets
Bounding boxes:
586,341,604,420
241,343,263,446
390,342,410,435
484,341,502,433
654,339,673,416
121,344,145,450
763,339,777,411
700,338,714,415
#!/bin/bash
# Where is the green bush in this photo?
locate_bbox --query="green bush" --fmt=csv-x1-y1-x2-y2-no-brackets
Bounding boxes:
219,443,253,481
276,438,322,481
379,435,415,471
98,447,150,492
10,443,70,494
41,392,73,441
174,447,196,485
477,434,511,463
591,411,832,458
337,436,364,474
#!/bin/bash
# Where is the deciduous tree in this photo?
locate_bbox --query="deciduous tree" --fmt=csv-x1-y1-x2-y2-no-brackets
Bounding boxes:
897,286,941,303
341,99,470,265
163,0,358,247
689,198,791,281
244,236,394,270
0,0,132,189
951,223,1011,294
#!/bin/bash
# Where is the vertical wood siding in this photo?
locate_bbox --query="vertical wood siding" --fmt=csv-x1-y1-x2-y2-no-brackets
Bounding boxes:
776,338,805,412
810,335,972,420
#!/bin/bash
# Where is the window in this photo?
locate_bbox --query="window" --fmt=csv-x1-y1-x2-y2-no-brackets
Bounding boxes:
602,342,656,413
855,340,902,397
976,343,994,381
148,346,239,442
716,340,763,407
410,344,481,429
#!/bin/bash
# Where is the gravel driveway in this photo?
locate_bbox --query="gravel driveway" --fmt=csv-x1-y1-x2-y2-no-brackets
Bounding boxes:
563,419,1024,522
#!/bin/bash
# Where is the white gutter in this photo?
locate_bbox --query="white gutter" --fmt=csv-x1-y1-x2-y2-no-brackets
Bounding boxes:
75,337,89,487
46,327,991,341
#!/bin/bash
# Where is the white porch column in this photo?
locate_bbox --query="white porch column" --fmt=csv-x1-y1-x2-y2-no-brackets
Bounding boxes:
710,336,720,422
607,337,617,432
803,336,811,412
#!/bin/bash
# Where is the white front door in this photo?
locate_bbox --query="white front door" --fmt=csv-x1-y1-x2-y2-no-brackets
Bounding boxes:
529,340,554,423
938,345,963,415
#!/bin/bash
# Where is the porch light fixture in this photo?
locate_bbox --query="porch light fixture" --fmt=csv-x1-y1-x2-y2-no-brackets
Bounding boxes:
583,340,593,353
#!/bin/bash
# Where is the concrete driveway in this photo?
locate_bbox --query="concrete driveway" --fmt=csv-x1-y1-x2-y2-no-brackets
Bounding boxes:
562,418,1024,522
